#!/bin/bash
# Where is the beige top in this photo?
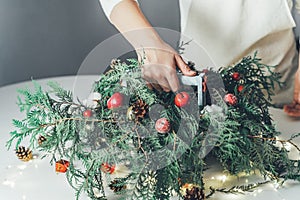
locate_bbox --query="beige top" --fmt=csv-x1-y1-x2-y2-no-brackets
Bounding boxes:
181,0,298,105
100,0,299,105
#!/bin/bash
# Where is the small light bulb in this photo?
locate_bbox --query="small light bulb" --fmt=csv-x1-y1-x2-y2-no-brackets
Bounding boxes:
2,180,15,188
218,175,227,183
257,189,263,193
284,143,292,151
274,182,280,189
17,165,27,170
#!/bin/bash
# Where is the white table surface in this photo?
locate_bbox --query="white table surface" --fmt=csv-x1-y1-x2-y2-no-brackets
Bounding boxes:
0,76,300,200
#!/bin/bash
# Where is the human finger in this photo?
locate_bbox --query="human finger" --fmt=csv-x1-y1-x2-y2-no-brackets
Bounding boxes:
157,77,171,92
175,54,196,76
166,70,180,92
150,82,163,92
146,81,153,90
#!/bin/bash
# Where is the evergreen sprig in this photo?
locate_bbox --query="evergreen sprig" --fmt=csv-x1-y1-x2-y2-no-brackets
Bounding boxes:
7,54,300,199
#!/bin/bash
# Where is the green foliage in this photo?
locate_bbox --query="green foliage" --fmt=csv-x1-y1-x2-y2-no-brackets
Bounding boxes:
7,54,300,200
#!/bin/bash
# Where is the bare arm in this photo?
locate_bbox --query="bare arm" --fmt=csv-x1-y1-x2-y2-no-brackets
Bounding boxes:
108,0,196,92
110,0,161,48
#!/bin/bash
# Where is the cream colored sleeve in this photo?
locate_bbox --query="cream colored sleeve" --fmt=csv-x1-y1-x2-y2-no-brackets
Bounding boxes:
99,0,138,21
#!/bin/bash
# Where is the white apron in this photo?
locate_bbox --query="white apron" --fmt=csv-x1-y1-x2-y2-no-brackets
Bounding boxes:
181,0,299,105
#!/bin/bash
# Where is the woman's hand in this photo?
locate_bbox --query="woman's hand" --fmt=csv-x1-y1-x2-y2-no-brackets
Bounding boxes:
284,69,300,117
109,0,196,92
137,42,196,92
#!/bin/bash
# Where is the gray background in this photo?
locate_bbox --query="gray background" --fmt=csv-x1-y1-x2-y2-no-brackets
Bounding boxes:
0,0,180,87
1,0,300,87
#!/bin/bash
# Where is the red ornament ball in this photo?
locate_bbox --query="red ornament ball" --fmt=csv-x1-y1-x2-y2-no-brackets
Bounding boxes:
83,109,93,118
224,93,238,105
232,72,240,81
237,85,244,92
155,118,171,134
55,159,70,173
107,92,124,109
174,92,190,108
101,162,116,174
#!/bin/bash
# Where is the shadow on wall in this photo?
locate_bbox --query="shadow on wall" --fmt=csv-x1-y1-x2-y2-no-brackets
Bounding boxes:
0,0,180,87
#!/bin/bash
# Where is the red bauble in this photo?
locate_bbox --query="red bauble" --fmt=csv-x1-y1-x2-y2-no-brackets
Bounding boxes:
83,109,93,118
224,93,238,105
237,85,244,92
155,118,171,134
232,72,240,81
101,163,116,174
107,92,124,109
174,92,190,108
55,159,70,173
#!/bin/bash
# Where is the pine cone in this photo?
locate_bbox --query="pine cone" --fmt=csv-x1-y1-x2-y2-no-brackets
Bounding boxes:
130,99,148,121
38,135,46,145
181,184,205,200
184,186,205,200
110,59,121,69
109,179,126,193
15,146,33,162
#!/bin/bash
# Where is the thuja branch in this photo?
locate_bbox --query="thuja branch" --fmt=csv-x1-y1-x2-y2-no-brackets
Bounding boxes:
39,118,117,129
248,135,300,152
206,180,271,198
135,128,149,163
8,54,300,200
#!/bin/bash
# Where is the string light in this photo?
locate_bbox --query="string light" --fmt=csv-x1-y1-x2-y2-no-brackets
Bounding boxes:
0,155,292,200
2,180,15,188
273,182,280,191
92,187,101,198
257,189,263,193
283,143,292,151
2,160,42,200
218,175,227,183
17,165,27,170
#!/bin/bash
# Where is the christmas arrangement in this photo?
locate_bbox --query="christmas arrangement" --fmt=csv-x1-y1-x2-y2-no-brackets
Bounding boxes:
7,53,300,200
